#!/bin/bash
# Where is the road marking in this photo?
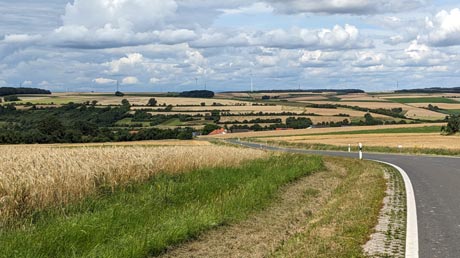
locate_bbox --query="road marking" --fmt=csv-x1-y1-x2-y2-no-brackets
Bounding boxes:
370,160,419,258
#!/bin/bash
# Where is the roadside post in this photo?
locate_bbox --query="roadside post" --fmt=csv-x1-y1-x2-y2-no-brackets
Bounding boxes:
359,143,363,160
348,144,351,153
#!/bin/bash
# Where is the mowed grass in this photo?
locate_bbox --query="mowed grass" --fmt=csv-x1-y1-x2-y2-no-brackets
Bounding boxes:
272,157,387,257
389,97,459,104
0,154,323,258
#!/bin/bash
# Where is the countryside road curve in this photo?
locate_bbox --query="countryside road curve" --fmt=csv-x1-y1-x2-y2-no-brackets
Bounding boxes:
228,140,460,258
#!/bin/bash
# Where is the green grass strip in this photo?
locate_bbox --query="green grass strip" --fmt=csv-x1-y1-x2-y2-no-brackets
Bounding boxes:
0,154,323,258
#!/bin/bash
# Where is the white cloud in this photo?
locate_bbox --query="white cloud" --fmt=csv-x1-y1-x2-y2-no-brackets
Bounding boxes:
2,34,42,44
220,2,274,15
122,76,139,85
22,80,33,86
62,0,177,31
405,40,431,61
422,8,460,47
149,77,161,84
108,53,144,73
93,78,117,84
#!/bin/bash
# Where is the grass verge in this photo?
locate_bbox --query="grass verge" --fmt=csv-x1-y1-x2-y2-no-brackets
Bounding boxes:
252,139,460,156
0,154,322,258
271,157,387,257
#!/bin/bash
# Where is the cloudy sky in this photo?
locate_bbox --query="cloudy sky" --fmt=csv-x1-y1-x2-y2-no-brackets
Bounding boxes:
1,0,460,92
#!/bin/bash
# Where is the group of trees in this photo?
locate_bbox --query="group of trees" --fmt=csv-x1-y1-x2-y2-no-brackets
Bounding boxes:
0,103,194,144
179,90,215,98
0,87,51,96
442,115,460,135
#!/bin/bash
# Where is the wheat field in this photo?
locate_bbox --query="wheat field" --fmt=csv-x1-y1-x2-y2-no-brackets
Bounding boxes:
0,145,267,223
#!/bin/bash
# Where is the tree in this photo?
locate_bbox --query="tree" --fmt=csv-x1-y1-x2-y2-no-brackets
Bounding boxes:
4,95,20,102
91,100,98,106
285,117,313,129
121,99,130,107
202,124,221,135
442,115,460,135
200,102,206,106
179,90,215,98
115,91,125,97
147,98,158,106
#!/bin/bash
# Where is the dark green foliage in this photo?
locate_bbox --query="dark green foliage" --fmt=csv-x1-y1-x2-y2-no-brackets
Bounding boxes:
0,104,195,144
285,117,313,129
115,91,125,97
442,115,460,135
364,113,383,125
4,95,20,102
0,87,51,96
179,90,215,98
121,99,130,107
147,98,157,106
202,124,221,135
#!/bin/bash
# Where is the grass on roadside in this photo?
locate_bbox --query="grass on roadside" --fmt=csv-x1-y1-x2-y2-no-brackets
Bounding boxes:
272,157,387,257
254,139,460,156
304,125,441,136
0,154,323,258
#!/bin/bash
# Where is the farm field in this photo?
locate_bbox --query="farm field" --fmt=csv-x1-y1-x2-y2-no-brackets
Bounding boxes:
263,133,460,150
0,143,388,257
0,90,453,145
208,123,444,139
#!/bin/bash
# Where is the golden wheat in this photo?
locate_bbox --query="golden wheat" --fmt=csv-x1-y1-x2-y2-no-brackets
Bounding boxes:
0,145,267,222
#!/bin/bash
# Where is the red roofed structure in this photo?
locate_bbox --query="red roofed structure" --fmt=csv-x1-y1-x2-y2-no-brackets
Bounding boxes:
208,128,227,135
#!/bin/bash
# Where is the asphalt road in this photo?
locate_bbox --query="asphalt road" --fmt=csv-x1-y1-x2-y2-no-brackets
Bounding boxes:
229,139,460,258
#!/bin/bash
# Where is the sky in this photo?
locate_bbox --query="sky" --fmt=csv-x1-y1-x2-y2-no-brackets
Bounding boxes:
1,0,460,92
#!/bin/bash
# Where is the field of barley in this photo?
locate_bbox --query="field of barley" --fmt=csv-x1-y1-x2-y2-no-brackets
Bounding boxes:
0,145,266,224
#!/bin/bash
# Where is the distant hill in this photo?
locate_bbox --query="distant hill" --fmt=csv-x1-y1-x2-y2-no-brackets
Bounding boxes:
223,89,365,94
396,87,460,94
0,87,51,96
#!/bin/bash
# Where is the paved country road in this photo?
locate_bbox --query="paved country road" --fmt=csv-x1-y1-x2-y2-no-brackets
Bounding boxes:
228,139,460,258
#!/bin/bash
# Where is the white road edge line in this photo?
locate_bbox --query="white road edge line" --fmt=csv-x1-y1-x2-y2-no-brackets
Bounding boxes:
370,160,419,258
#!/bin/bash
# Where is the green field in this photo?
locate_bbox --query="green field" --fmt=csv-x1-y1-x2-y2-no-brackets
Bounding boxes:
0,154,323,257
388,97,459,104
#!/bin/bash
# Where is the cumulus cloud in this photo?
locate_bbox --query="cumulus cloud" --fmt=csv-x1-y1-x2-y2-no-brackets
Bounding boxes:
108,53,144,73
122,76,139,85
93,78,117,84
191,24,370,50
422,8,460,47
266,0,425,15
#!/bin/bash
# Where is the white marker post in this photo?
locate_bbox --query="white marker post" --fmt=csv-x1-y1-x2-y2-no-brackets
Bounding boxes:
348,144,351,153
358,143,363,160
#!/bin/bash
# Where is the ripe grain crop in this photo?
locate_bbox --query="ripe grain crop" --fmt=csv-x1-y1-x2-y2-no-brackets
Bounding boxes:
0,145,267,223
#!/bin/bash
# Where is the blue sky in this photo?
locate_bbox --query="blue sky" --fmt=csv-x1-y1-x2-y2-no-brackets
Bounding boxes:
1,0,460,92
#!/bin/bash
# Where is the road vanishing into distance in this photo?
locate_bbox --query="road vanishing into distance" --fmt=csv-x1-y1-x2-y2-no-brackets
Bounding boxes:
228,139,460,258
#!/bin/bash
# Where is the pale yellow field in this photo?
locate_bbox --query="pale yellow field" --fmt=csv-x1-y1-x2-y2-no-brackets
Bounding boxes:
173,105,307,113
207,123,444,139
407,103,460,109
31,140,212,148
283,96,329,101
264,133,460,150
305,101,445,119
304,107,389,118
0,145,267,221
380,93,460,99
338,93,388,102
